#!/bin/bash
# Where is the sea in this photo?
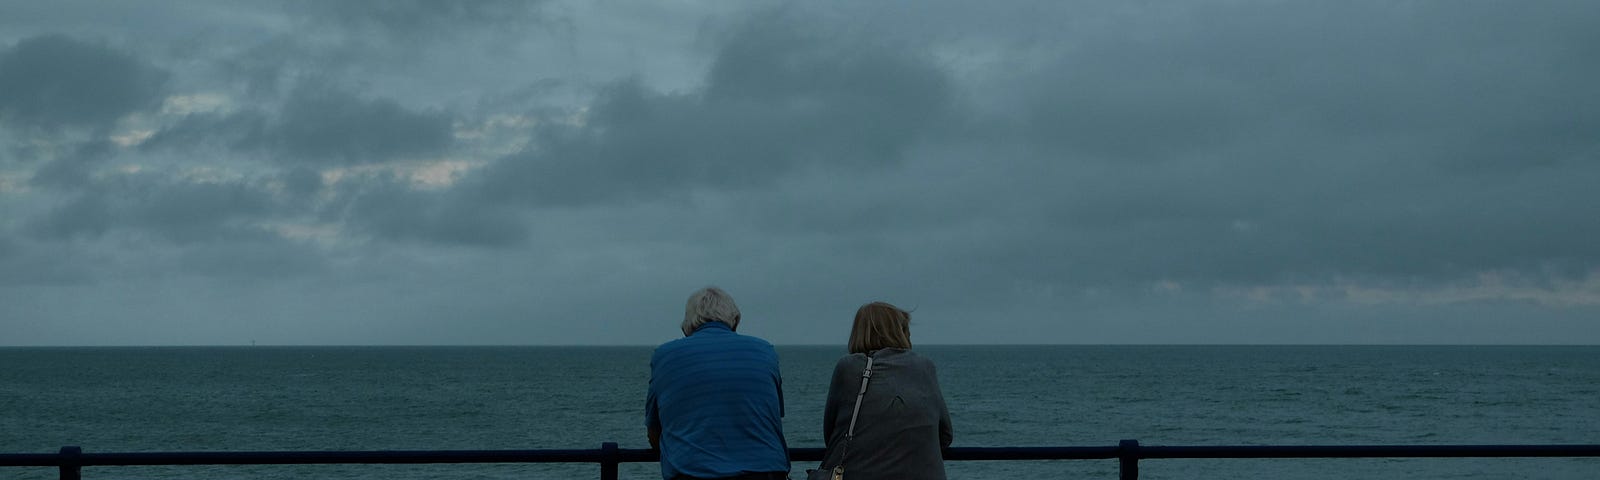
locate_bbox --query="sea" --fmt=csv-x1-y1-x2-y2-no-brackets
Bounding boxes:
1,346,1596,479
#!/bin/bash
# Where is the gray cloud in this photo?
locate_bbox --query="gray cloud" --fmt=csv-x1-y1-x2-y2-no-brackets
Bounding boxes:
995,2,1600,167
25,172,284,244
4,1,1600,345
29,139,114,189
475,13,956,206
140,111,269,154
218,37,334,98
144,83,455,165
0,237,94,286
250,83,456,165
0,35,168,130
330,174,528,247
209,0,557,100
286,0,550,41
889,0,1600,289
12,162,330,285
280,167,324,197
174,239,326,279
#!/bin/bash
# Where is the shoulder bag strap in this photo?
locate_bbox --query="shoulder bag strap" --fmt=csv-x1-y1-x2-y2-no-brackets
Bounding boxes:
837,355,875,467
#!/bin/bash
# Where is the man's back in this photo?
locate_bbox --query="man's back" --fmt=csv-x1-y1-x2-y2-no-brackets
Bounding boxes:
646,321,788,479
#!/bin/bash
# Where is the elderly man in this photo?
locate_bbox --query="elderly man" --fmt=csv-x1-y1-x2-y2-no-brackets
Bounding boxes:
645,287,789,480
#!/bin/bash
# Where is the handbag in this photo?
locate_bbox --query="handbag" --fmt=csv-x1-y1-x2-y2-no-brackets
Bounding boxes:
806,355,875,480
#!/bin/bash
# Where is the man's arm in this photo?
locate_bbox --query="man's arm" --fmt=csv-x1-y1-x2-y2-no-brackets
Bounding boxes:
645,358,661,450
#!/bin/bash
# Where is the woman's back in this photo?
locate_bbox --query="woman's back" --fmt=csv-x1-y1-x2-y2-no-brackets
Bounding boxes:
821,348,952,480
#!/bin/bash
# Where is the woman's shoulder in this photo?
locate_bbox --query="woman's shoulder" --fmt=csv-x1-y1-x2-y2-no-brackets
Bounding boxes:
833,352,867,370
839,350,873,361
835,349,937,370
859,348,934,374
876,347,931,362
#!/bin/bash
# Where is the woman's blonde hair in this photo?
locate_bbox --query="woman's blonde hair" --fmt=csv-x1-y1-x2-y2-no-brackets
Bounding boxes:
847,302,912,354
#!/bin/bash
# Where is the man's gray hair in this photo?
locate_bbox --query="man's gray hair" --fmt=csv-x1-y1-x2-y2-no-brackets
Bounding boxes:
682,286,741,336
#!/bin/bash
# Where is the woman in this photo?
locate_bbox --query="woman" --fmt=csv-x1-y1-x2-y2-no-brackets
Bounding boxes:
813,302,953,480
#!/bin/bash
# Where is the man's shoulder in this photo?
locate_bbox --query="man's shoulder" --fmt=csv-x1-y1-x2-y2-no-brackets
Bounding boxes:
654,335,691,351
733,332,776,348
653,331,774,357
650,336,694,364
705,333,778,361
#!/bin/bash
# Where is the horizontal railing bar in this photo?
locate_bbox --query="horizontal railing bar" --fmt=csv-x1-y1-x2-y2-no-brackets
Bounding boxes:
3,449,656,467
1140,444,1600,459
3,444,1598,468
943,446,1122,461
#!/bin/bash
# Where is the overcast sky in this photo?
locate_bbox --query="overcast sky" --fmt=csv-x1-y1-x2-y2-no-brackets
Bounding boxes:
2,0,1598,346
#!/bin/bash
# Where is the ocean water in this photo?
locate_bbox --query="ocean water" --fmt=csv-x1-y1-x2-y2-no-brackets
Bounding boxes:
1,345,1596,479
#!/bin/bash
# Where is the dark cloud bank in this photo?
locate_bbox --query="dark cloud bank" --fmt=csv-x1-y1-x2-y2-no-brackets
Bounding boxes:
1,1,1598,345
0,35,168,130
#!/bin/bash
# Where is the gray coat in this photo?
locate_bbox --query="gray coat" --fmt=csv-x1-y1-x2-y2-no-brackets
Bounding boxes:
818,348,953,480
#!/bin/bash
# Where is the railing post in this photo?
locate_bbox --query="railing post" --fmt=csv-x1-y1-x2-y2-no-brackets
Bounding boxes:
59,446,81,480
600,442,619,480
1118,439,1139,480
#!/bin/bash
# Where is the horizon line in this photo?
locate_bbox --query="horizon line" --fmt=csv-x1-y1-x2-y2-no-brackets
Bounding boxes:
4,343,1599,348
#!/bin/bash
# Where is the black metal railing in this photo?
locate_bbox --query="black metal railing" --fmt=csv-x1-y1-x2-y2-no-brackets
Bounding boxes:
3,441,1599,480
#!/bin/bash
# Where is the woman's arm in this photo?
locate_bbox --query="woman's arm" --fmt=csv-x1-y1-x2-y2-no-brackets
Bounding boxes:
931,360,953,447
938,403,953,448
821,355,855,445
